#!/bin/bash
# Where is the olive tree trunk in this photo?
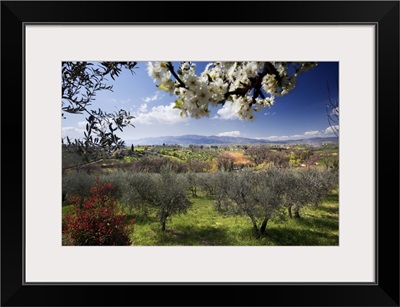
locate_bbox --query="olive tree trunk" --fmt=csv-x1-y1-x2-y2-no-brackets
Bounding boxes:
288,204,293,219
245,210,259,234
160,210,168,231
260,216,270,235
294,205,301,218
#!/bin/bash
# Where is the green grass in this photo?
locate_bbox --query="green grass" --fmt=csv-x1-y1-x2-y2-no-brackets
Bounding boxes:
133,147,146,152
314,149,339,154
62,192,339,246
129,193,339,246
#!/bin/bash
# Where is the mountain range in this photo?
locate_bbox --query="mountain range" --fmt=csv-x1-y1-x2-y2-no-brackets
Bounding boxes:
126,134,338,146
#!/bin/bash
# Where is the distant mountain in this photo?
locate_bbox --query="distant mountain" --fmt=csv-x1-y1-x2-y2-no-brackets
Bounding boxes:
283,136,339,145
126,134,338,146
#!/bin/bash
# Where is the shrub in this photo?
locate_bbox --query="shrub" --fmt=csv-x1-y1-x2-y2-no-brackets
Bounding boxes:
98,172,127,200
63,180,135,245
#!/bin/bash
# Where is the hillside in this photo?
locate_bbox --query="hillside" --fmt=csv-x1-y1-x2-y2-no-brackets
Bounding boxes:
127,134,338,146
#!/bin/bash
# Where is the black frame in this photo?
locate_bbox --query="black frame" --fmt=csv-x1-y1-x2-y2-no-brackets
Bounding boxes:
1,1,399,306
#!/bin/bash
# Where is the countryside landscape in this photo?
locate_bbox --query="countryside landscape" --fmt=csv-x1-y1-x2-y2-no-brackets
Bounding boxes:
62,61,339,246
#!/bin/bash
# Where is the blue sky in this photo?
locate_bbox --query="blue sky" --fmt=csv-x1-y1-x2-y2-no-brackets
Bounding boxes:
62,61,338,142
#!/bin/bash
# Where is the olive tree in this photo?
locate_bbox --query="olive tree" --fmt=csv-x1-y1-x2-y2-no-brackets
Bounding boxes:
252,168,287,235
213,171,234,212
147,171,192,231
197,172,217,196
223,171,259,232
301,168,338,206
284,168,337,219
221,169,286,236
62,172,96,201
100,172,154,216
62,62,138,153
283,169,309,218
186,172,200,197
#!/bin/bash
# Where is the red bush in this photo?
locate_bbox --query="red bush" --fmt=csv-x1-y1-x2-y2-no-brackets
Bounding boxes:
63,180,135,245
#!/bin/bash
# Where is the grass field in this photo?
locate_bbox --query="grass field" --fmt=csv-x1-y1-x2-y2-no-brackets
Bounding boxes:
62,191,339,246
128,193,338,246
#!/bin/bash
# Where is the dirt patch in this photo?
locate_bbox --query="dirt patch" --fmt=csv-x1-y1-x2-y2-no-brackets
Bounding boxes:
221,151,254,166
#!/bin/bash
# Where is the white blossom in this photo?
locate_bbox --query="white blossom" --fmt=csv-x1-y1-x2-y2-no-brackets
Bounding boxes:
148,61,317,121
147,61,168,82
262,74,278,94
243,62,259,78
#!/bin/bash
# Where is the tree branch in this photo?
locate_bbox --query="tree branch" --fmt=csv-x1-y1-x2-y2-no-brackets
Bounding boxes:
167,62,187,88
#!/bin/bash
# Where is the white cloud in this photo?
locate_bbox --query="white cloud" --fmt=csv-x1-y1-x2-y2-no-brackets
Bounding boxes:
304,130,319,136
212,101,241,120
258,134,301,141
120,98,131,104
62,126,84,137
139,103,148,113
77,121,87,128
261,135,293,141
142,91,164,103
110,98,131,104
258,126,339,141
217,131,241,137
290,135,306,139
133,103,189,125
324,125,339,135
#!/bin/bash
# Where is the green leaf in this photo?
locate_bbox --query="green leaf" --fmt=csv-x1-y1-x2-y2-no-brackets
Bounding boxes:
157,84,169,91
174,100,184,109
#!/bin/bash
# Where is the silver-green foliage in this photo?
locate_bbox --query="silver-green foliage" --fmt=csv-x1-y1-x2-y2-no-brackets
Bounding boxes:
98,172,150,215
62,172,96,200
149,171,192,231
283,168,338,218
211,167,337,235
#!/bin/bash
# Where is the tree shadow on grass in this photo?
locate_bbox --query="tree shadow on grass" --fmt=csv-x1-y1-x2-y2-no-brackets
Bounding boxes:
265,213,339,246
266,227,339,246
305,203,339,220
298,214,339,229
151,225,230,246
324,193,339,203
319,204,339,215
